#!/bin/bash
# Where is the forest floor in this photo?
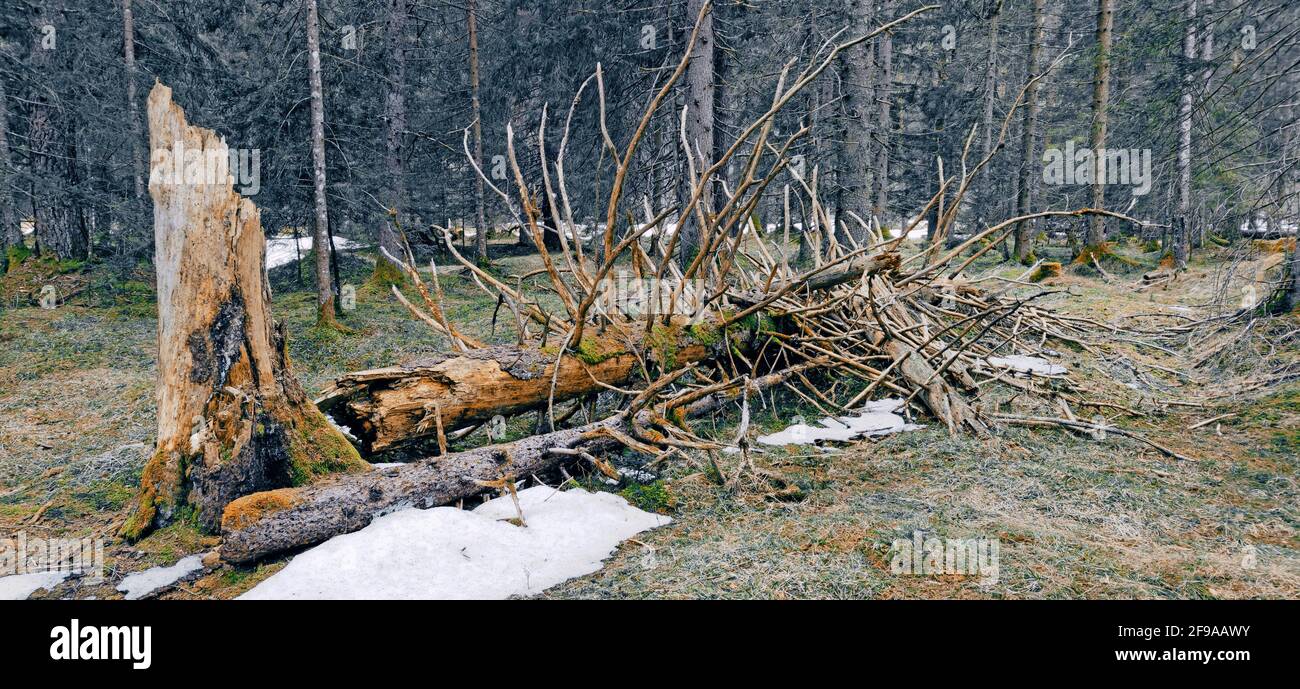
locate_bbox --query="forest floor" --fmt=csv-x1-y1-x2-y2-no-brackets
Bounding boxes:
1,235,1297,599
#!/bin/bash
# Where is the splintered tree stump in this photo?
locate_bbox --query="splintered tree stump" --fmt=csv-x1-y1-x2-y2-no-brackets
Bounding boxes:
123,83,368,539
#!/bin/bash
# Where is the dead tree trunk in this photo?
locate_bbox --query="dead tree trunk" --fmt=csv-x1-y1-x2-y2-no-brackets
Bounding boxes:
1085,0,1114,248
1175,0,1197,266
123,83,369,540
122,0,144,202
0,75,17,259
320,316,748,455
837,0,875,244
679,0,715,262
376,0,412,283
873,0,894,225
1013,0,1046,263
468,0,489,264
305,0,338,326
320,250,899,454
222,367,800,563
29,0,85,261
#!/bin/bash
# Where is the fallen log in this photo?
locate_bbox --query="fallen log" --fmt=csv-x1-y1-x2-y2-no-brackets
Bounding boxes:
317,250,899,454
318,316,744,454
221,366,805,563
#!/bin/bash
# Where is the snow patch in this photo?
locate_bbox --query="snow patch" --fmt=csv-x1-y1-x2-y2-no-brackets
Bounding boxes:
265,236,362,270
0,571,70,600
116,554,205,600
757,398,922,446
240,486,670,600
985,355,1068,376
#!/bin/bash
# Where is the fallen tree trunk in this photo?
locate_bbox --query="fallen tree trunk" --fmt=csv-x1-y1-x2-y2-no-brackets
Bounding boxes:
318,316,743,454
221,366,803,563
318,250,899,454
124,83,368,539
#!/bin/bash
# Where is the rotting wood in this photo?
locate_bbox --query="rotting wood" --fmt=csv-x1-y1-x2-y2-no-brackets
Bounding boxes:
123,82,368,540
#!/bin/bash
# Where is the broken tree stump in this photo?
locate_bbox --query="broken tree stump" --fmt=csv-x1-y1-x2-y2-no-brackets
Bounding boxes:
123,83,368,539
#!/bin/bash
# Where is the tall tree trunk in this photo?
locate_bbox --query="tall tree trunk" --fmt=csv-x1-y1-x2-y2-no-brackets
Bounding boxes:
679,0,715,263
0,74,17,261
1175,0,1197,266
977,1,1004,235
1013,0,1047,263
468,0,488,264
122,0,144,202
123,84,368,540
376,0,411,283
1193,8,1215,251
837,0,874,243
872,0,894,227
1086,0,1114,247
29,1,85,261
305,0,337,324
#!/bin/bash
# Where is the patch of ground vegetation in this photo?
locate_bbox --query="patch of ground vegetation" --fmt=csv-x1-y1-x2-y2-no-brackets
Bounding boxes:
2,238,1296,599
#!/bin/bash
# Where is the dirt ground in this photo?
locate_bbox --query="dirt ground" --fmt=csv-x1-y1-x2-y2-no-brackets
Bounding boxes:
1,237,1296,599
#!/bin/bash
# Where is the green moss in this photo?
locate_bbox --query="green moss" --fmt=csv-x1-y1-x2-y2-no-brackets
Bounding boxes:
572,337,625,365
285,407,368,486
5,245,32,271
646,324,681,370
71,480,135,512
1074,241,1139,269
1141,239,1162,253
368,255,407,288
1029,261,1062,282
619,480,677,514
687,321,721,346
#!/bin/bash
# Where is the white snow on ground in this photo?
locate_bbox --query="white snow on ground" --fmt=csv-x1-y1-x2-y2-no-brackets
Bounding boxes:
985,355,1068,376
0,571,70,600
239,486,670,600
265,236,362,270
757,398,922,446
116,554,205,600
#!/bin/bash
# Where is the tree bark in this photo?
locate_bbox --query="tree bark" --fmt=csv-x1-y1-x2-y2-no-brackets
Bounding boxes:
222,366,803,563
837,0,875,244
319,317,744,455
468,0,489,264
320,250,899,454
872,0,894,225
679,0,715,262
1013,0,1046,263
977,1,1004,234
1086,0,1114,247
124,83,369,540
1175,0,1198,266
305,0,337,323
0,74,18,258
377,0,411,281
122,0,144,202
29,0,86,261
